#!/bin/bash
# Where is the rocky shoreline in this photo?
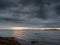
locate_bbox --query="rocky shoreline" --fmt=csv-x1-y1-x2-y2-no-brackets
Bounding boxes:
0,36,42,45
0,37,21,45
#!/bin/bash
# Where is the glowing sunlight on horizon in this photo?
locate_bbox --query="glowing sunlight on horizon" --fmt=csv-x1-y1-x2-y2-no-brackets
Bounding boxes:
11,27,60,30
0,27,60,30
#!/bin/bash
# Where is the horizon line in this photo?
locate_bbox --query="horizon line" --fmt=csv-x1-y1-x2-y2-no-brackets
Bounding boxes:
0,27,60,30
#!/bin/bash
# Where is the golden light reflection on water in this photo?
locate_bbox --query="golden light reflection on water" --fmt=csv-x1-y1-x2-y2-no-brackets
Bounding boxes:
12,29,24,39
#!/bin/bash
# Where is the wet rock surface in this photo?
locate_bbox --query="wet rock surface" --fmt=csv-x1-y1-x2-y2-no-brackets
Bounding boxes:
0,37,21,45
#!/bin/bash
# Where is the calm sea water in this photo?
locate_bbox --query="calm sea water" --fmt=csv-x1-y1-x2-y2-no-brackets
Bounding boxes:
0,30,60,45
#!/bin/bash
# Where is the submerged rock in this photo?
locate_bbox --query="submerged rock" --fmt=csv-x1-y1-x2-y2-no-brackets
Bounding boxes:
31,41,40,45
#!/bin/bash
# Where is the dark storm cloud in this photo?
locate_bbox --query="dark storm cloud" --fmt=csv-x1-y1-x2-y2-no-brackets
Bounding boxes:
55,4,60,15
0,0,60,27
0,0,59,18
20,0,49,19
0,0,9,9
0,0,20,9
0,0,12,9
20,0,60,19
0,0,60,19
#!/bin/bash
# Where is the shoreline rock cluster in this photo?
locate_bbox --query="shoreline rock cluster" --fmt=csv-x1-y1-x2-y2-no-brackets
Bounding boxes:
0,37,21,45
0,36,42,45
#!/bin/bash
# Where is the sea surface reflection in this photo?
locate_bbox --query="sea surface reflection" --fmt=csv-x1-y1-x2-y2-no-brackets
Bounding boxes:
0,29,60,45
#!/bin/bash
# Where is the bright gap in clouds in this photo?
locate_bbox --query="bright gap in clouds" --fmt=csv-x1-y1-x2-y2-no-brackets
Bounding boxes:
0,27,60,30
10,27,60,30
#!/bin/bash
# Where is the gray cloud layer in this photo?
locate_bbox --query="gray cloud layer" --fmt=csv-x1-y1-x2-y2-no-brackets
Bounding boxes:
0,0,60,27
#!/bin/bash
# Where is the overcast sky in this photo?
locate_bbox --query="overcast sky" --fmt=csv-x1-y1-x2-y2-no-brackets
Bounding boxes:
0,0,60,28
